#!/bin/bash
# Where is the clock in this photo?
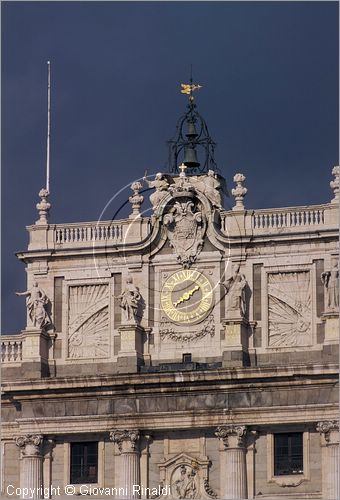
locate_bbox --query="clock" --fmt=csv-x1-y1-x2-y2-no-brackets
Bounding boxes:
161,269,214,325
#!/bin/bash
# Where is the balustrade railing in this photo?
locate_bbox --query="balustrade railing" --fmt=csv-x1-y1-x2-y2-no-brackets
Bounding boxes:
54,221,126,245
221,204,328,234
26,217,153,251
44,206,334,248
1,337,23,362
252,206,325,230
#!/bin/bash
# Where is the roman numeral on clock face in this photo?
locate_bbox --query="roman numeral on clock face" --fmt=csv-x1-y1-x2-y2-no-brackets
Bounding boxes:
161,270,214,325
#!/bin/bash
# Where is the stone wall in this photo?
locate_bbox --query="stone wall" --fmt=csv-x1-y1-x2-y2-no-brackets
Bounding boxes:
253,429,323,498
2,442,20,497
50,442,65,491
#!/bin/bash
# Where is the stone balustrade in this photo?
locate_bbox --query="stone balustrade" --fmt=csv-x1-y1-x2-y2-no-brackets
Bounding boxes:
221,203,337,235
252,205,325,230
26,218,151,251
53,204,333,248
54,220,128,245
1,335,23,362
25,202,337,252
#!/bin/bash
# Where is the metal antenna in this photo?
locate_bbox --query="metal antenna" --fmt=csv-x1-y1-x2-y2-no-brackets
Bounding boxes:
190,64,193,101
46,61,51,193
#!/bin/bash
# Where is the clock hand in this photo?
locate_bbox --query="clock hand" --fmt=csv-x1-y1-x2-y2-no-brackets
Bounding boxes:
174,285,200,307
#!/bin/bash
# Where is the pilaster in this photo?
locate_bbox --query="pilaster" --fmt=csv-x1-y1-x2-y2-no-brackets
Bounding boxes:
317,420,339,500
42,439,55,500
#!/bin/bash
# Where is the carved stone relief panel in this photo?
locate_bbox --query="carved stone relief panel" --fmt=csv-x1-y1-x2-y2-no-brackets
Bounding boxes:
158,453,217,499
67,284,110,358
159,314,215,343
267,271,312,347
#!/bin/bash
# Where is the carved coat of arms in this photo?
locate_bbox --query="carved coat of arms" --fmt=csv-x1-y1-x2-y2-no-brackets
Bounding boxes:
163,200,206,268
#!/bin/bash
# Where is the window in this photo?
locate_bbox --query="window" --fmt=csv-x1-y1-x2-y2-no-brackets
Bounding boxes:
70,442,98,484
182,353,192,363
274,433,303,476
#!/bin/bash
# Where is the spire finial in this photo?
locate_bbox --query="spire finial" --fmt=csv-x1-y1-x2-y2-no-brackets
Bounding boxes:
129,181,144,219
46,61,51,193
36,188,51,225
232,173,247,211
35,61,52,225
180,66,202,103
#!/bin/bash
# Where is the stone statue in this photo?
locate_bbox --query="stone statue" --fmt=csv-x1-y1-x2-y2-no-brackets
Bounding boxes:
185,470,198,499
321,262,339,311
143,173,169,210
116,276,141,322
191,170,222,208
174,466,197,499
16,281,51,329
221,264,247,316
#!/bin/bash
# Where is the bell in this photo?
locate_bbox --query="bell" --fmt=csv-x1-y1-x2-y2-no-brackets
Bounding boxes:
183,144,200,169
186,121,198,139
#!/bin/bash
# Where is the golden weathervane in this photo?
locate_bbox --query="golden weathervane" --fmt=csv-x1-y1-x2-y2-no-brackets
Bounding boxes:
180,82,202,101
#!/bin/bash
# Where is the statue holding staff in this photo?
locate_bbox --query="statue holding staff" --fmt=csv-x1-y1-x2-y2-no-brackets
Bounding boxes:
16,281,51,329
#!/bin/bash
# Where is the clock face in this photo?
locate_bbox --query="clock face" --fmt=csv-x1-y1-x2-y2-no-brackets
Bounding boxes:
161,269,214,325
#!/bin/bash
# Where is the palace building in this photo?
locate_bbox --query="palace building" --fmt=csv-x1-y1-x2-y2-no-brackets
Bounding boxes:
1,84,339,500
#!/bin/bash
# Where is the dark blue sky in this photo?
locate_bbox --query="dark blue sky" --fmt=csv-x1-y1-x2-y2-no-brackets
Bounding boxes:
2,1,339,334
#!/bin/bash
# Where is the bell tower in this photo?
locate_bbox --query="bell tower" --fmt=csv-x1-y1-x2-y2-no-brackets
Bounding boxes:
167,78,217,175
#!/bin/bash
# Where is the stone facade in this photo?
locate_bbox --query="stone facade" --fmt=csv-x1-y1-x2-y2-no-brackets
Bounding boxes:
1,164,339,499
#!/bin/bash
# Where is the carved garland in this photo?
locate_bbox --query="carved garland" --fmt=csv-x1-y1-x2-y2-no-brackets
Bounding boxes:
159,315,215,343
203,479,218,499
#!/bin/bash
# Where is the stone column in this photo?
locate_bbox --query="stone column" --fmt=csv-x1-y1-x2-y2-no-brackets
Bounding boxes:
15,434,44,499
317,421,339,499
215,425,248,499
110,429,141,499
